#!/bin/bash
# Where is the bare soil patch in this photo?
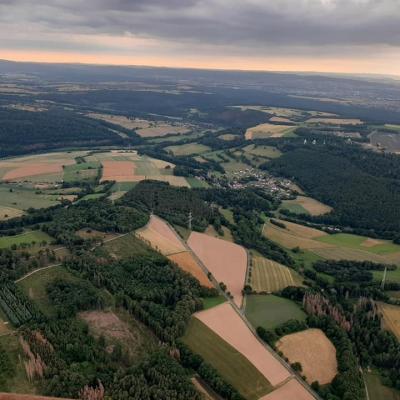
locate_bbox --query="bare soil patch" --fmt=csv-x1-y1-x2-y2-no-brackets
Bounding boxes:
3,163,67,181
188,232,247,307
195,303,291,386
276,328,337,384
136,215,186,255
100,160,139,182
168,251,213,288
0,395,72,400
80,310,133,342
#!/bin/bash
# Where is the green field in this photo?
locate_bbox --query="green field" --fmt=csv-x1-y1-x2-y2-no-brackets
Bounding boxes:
17,265,78,316
134,157,160,175
186,177,209,188
280,202,309,215
104,232,154,259
0,230,53,249
245,294,306,330
0,184,60,210
243,144,282,159
373,268,400,284
364,370,400,400
202,296,226,310
63,161,100,183
182,317,273,400
111,182,138,192
220,208,235,224
166,143,211,156
77,193,106,202
316,233,400,255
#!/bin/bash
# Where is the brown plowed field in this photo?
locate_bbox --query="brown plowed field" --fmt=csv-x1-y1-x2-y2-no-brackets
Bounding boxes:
195,303,291,386
100,160,139,182
276,329,337,384
259,379,315,400
0,395,72,400
3,163,66,181
136,215,187,255
168,252,213,288
188,232,247,307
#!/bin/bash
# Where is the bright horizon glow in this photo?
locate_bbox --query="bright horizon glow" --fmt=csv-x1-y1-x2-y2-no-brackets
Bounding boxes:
3,50,400,77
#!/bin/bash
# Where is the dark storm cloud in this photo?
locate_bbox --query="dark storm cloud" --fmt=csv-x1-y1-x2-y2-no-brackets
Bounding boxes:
1,0,400,54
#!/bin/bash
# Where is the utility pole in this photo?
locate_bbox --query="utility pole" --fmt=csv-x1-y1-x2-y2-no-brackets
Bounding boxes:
188,211,192,231
381,266,387,290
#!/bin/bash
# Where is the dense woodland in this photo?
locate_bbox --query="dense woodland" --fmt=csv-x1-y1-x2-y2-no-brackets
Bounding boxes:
0,108,139,157
265,143,400,238
121,181,215,231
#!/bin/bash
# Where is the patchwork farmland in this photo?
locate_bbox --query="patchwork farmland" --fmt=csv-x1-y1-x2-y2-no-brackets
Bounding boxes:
264,219,400,269
188,232,247,307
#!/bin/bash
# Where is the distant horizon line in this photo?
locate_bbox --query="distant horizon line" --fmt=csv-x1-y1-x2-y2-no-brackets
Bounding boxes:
2,57,400,80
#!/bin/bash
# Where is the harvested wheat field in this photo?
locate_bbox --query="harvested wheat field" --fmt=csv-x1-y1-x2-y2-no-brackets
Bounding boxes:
251,256,298,293
100,161,140,182
0,206,24,220
379,303,400,340
188,232,247,307
306,117,363,125
168,251,213,288
259,378,315,400
276,328,337,384
245,123,294,140
196,303,291,386
136,215,186,256
2,163,67,181
263,221,330,251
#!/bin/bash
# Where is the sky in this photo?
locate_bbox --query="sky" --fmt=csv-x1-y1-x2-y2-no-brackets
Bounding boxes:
1,0,400,75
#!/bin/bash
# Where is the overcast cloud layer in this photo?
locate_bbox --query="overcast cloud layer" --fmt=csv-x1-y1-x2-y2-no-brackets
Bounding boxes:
1,0,400,74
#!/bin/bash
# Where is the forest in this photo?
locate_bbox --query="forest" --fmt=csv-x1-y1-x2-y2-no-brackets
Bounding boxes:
0,108,139,157
265,143,400,238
